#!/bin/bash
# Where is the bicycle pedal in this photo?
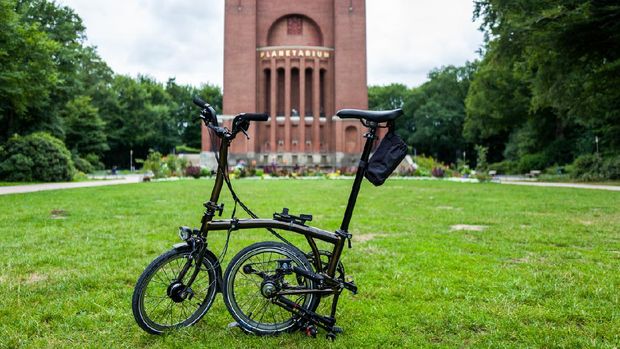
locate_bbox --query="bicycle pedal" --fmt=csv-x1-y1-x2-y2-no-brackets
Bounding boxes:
343,277,357,294
304,325,317,338
332,325,343,334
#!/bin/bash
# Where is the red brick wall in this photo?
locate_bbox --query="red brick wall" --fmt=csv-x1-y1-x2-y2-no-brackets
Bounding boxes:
215,0,369,156
334,0,368,110
223,0,257,115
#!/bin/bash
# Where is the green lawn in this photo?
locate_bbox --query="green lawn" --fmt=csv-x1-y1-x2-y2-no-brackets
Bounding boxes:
0,179,619,348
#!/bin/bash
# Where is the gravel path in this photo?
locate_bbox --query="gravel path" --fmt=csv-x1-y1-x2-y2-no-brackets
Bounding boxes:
500,180,620,191
1,175,618,195
0,175,143,196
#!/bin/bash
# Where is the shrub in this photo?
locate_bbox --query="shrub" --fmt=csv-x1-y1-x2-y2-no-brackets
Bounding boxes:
73,154,95,174
431,167,445,178
73,171,89,181
178,157,189,173
456,159,470,175
200,168,212,177
518,153,547,174
84,153,105,170
571,154,603,181
488,160,518,175
475,145,489,172
475,172,492,182
165,154,179,176
143,151,164,178
602,155,620,180
0,154,34,182
255,169,264,177
185,165,201,179
232,167,247,178
570,154,620,181
176,145,201,154
413,155,445,176
0,132,74,182
414,168,431,177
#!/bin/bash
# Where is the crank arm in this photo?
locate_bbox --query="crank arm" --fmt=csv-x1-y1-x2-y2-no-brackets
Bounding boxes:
274,296,336,330
277,288,335,296
242,264,270,279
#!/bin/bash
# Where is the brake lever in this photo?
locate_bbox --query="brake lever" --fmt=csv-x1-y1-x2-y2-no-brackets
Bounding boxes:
240,128,250,140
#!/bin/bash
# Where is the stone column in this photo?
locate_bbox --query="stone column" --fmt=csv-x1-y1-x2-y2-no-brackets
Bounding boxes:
299,60,306,153
270,58,277,153
312,59,320,153
284,58,291,153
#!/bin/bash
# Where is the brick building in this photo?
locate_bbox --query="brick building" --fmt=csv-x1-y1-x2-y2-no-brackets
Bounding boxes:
202,0,378,169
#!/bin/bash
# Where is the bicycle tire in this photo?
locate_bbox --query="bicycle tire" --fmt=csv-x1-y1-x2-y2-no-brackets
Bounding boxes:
222,241,318,335
132,246,219,334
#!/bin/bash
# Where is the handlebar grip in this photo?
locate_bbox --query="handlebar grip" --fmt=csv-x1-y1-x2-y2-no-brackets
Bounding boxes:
242,113,269,122
193,96,208,108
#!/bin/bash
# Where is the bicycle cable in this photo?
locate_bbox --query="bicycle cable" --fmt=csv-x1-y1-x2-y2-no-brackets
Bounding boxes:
207,126,294,262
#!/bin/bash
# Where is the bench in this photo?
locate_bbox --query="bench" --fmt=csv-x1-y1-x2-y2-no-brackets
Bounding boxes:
526,170,541,178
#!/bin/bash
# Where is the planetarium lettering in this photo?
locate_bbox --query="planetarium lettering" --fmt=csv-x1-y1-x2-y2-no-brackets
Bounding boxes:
259,49,331,60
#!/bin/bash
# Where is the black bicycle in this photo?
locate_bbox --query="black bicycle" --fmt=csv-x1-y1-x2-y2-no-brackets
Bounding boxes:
132,97,405,339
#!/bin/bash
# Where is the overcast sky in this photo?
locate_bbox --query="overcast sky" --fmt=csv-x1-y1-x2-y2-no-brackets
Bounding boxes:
58,0,484,88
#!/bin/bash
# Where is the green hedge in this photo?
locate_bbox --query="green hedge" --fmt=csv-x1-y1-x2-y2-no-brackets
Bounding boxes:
518,153,548,174
571,154,620,181
488,160,518,175
0,132,75,182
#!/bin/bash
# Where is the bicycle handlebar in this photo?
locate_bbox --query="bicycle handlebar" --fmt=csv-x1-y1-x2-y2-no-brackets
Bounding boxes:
193,96,209,109
193,96,270,140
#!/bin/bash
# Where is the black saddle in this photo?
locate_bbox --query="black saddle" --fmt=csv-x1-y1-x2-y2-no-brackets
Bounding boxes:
336,108,403,123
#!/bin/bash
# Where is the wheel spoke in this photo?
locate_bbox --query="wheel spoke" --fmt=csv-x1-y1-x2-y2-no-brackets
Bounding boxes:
225,244,317,333
135,251,217,332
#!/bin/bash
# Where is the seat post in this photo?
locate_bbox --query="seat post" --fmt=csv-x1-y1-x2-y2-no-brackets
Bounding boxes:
339,123,377,232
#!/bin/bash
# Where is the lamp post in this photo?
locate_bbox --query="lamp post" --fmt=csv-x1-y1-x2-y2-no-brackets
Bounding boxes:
130,149,133,172
595,136,599,155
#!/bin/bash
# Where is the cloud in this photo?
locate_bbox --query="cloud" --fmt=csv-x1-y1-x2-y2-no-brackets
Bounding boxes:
58,0,483,88
366,0,483,86
59,0,224,87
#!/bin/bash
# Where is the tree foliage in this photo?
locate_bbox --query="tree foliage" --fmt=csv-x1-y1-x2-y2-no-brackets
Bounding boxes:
405,64,477,163
0,0,58,139
63,96,108,156
0,0,223,178
469,0,620,158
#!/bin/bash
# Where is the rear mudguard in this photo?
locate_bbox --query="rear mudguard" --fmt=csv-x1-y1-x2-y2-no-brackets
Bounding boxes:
173,242,223,293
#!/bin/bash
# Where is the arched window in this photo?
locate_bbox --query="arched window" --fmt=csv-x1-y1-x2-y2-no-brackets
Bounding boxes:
267,14,323,47
345,126,358,153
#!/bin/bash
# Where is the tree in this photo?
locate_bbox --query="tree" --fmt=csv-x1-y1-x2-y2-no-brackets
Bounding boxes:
472,0,620,154
368,83,410,111
165,80,223,149
0,0,58,141
402,64,477,163
63,96,108,156
15,0,88,137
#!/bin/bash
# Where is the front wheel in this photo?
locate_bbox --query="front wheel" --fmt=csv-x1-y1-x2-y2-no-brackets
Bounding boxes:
222,241,318,335
132,246,219,334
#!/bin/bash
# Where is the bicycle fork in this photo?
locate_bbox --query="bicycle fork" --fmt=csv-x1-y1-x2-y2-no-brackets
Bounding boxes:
171,235,209,299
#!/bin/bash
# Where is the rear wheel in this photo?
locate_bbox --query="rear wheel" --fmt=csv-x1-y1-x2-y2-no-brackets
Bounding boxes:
222,241,317,335
132,247,219,334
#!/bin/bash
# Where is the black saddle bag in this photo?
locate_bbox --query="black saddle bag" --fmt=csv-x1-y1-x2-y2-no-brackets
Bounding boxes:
365,130,408,186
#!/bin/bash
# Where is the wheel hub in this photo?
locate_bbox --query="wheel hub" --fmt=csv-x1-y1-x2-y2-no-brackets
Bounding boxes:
167,282,188,303
260,280,279,298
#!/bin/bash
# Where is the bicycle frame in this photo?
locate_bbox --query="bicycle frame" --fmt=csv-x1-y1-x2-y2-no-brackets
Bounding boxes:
132,99,405,337
197,120,379,279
